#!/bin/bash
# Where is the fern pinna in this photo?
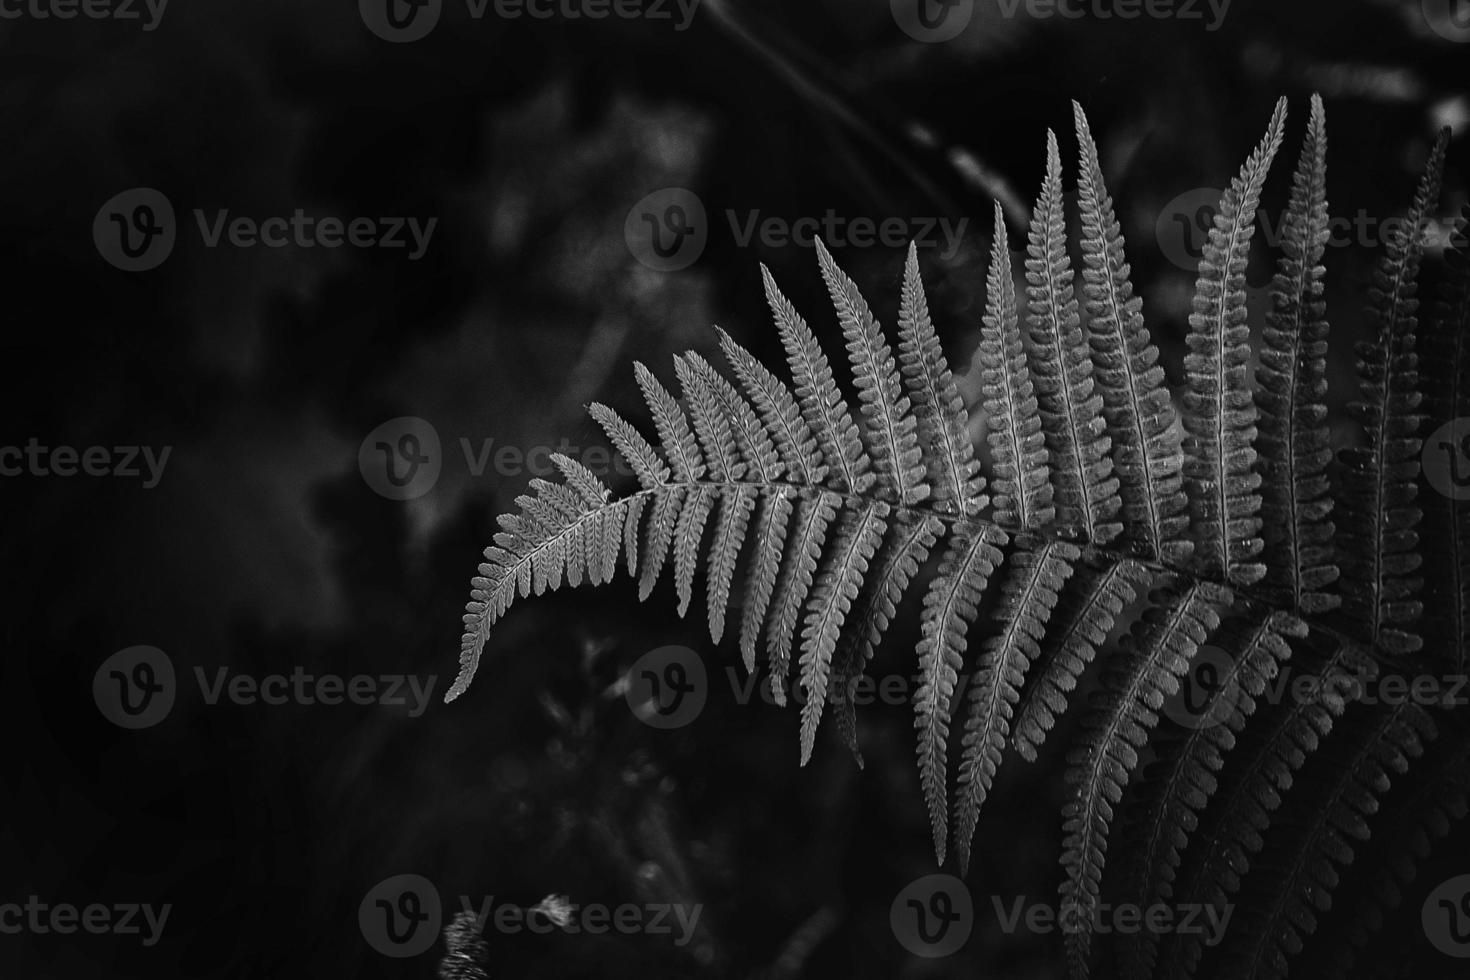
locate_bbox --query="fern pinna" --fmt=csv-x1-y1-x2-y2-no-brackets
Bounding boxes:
447,95,1469,979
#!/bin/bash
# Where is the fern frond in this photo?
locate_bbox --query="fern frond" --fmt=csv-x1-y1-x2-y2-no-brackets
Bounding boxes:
1157,638,1370,980
635,361,705,482
1255,93,1338,615
715,326,827,484
519,479,581,536
915,526,1008,865
1182,97,1286,586
551,451,613,508
1059,579,1229,979
685,350,784,482
1223,699,1436,980
798,502,889,764
589,495,623,585
1338,128,1449,655
623,494,645,578
1011,557,1154,762
1315,726,1470,980
673,484,716,616
445,107,1470,980
981,203,1053,529
639,486,685,600
766,492,840,706
738,488,796,672
830,514,945,765
449,479,645,701
588,401,671,490
1118,608,1305,980
899,243,988,516
762,264,873,495
1421,206,1470,670
676,355,746,484
815,239,928,505
706,485,759,644
954,538,1081,872
1073,101,1191,565
1026,129,1120,544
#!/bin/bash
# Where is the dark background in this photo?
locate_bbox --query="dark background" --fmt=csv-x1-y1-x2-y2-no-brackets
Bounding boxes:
2,0,1468,976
